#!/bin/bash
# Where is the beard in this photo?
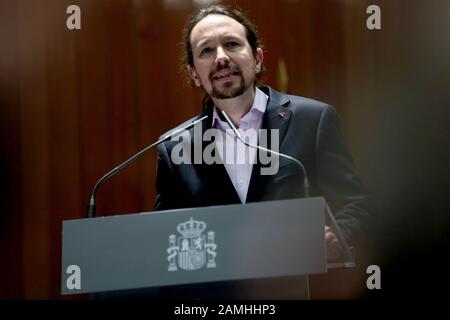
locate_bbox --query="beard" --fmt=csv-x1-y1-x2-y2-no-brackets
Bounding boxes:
206,64,254,100
211,75,246,99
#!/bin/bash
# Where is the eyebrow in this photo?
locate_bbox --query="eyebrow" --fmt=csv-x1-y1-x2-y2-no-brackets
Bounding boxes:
196,39,211,49
196,35,243,50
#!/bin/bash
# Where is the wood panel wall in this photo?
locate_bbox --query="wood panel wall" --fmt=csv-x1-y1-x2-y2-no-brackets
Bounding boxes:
1,0,448,299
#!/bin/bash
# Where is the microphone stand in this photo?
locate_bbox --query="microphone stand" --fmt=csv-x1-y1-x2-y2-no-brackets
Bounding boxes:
221,110,355,268
87,115,208,218
220,110,310,196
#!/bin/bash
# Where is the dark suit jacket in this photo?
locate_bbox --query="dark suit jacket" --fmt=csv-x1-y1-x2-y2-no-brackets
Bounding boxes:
154,86,370,247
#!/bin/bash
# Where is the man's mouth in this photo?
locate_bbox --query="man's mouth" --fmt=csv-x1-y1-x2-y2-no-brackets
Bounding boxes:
212,70,240,81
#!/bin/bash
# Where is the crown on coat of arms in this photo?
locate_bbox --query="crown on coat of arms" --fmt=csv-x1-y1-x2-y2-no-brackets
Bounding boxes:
177,217,206,237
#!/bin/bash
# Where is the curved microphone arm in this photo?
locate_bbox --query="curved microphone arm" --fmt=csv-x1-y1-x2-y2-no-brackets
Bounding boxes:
87,115,208,218
220,110,310,196
221,110,355,268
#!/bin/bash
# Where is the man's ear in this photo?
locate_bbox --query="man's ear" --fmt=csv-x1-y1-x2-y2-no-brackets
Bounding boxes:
255,48,264,73
187,65,201,87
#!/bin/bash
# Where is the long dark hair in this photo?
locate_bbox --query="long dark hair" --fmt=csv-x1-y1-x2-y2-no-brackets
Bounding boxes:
181,4,266,87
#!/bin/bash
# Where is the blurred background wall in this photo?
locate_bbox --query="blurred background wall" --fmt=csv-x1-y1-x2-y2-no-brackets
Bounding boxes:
0,0,448,299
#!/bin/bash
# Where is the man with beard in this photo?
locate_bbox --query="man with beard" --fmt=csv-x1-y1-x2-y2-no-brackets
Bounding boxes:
155,5,371,270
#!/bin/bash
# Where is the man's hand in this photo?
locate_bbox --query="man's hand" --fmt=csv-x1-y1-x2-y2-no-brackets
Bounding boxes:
325,226,344,262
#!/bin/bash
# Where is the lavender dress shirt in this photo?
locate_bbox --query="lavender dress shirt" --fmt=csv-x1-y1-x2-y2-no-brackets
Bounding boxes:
211,87,268,203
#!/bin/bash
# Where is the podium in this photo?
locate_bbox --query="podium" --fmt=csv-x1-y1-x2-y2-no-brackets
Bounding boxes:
61,197,330,299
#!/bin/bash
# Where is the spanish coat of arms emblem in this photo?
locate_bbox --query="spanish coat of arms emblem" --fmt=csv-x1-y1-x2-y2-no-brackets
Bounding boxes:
167,217,217,271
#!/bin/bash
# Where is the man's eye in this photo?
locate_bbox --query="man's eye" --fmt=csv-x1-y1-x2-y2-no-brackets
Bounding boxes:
200,47,212,56
226,42,239,48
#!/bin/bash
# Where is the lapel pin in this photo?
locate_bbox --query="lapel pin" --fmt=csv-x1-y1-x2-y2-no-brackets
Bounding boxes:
278,111,286,119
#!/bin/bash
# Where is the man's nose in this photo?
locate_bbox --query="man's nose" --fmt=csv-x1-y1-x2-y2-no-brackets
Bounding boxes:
215,46,230,66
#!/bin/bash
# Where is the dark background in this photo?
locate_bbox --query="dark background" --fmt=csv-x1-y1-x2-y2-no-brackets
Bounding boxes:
0,0,448,299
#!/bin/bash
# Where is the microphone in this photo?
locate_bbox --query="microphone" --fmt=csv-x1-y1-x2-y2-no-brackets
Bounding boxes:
220,110,355,267
222,110,309,198
220,110,310,196
87,115,208,218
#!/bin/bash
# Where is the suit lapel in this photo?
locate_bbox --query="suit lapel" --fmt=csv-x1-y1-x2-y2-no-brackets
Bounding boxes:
246,87,292,202
194,101,241,205
192,87,292,205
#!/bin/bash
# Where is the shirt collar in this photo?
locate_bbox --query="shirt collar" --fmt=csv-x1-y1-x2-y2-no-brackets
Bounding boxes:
212,87,268,128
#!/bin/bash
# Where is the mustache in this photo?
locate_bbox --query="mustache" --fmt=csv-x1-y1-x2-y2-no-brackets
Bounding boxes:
209,64,241,80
